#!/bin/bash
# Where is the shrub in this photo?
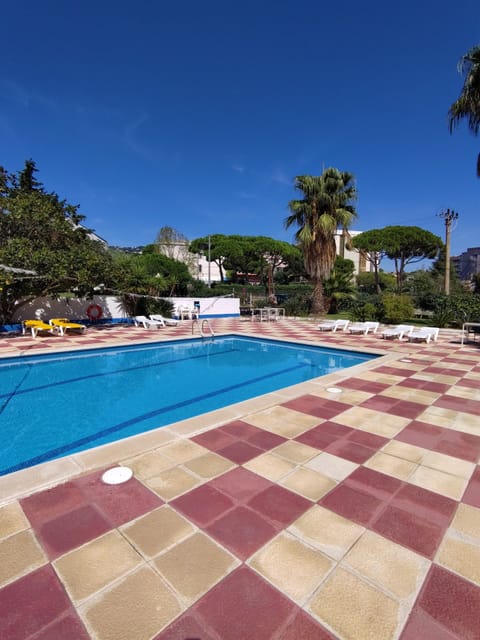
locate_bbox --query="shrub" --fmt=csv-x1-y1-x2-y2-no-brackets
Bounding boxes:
381,293,415,324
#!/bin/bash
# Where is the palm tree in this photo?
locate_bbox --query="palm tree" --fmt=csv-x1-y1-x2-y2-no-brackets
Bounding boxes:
285,167,357,314
448,44,480,177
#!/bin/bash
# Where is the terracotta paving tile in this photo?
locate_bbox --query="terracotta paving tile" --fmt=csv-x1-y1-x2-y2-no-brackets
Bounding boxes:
396,420,444,449
391,483,457,528
20,481,86,528
154,612,219,640
406,565,480,640
247,485,312,527
277,609,337,640
282,395,351,419
0,565,73,640
171,484,234,526
361,396,426,419
340,377,390,393
246,428,286,450
346,466,403,500
400,607,460,640
209,467,272,502
346,429,388,449
191,428,237,452
205,505,278,560
216,439,264,464
219,419,262,439
399,378,451,393
74,470,164,527
29,611,91,640
320,483,385,527
462,466,480,508
325,439,376,463
193,566,296,640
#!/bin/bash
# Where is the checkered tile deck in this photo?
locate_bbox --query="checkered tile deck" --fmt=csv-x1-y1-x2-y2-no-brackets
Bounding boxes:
0,318,479,639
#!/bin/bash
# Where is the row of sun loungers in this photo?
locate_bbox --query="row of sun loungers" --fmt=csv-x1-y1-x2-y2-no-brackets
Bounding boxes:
317,319,439,343
134,315,179,329
22,318,87,338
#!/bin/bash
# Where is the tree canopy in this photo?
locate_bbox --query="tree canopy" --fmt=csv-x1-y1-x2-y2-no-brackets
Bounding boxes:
285,167,357,313
0,160,114,322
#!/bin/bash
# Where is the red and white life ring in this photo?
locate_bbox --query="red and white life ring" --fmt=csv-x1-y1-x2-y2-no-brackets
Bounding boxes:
86,304,103,321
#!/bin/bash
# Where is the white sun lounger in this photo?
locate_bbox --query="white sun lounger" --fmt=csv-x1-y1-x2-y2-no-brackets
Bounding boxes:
134,315,164,329
149,314,179,326
318,319,350,332
381,324,414,340
407,327,439,343
348,321,379,335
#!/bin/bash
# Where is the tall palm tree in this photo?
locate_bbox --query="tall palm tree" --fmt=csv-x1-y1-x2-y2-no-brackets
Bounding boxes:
448,44,480,177
285,167,357,313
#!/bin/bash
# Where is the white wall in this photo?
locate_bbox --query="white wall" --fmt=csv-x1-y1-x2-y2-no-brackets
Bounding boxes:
165,296,240,317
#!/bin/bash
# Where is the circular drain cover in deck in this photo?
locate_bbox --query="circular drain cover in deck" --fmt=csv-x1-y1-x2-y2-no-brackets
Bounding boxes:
102,466,133,485
400,358,412,363
326,387,343,394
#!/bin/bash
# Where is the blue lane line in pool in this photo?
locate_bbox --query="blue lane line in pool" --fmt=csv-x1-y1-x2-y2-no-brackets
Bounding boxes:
1,361,308,476
0,347,237,401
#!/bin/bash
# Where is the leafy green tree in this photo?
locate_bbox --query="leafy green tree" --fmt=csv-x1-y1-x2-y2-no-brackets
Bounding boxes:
379,226,443,292
356,271,396,294
189,234,240,282
352,229,387,294
0,161,114,322
448,44,480,176
285,167,357,313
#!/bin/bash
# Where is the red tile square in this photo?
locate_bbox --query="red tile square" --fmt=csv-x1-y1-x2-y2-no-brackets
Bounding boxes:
372,505,444,558
74,470,163,527
320,483,384,526
20,482,86,528
347,430,388,450
282,395,350,419
387,399,428,419
220,420,262,439
317,421,353,437
295,425,341,450
171,484,234,526
396,421,444,449
412,565,480,639
400,607,460,640
0,565,71,640
210,468,273,503
325,440,376,464
36,504,111,560
217,440,264,464
154,612,218,640
206,506,277,560
191,428,237,451
246,429,286,451
30,611,91,640
193,566,296,639
391,484,457,528
341,378,389,393
462,466,480,508
346,466,403,500
247,485,311,527
360,395,399,412
435,430,480,463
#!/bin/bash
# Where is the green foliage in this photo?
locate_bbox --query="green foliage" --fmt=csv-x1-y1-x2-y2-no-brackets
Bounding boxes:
339,295,383,322
404,270,443,309
381,293,415,324
356,271,396,294
352,229,387,293
285,167,357,313
0,160,115,322
283,292,312,316
431,293,480,327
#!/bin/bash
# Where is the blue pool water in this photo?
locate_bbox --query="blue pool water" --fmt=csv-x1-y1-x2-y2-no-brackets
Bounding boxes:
0,336,376,475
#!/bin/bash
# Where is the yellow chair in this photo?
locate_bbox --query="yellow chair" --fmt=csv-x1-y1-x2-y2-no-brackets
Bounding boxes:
22,320,55,338
49,318,87,336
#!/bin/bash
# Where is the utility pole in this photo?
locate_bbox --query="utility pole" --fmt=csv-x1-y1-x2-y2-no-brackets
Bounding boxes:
438,209,459,295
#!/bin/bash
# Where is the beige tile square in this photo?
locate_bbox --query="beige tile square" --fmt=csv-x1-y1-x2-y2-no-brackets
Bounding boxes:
381,440,426,463
334,406,409,437
244,406,320,437
445,386,480,400
80,565,181,640
381,388,440,405
153,532,238,603
361,371,404,385
450,503,480,540
364,452,417,481
289,505,364,561
144,467,202,500
309,567,401,640
121,451,173,480
158,439,207,463
421,451,475,479
249,532,333,604
243,452,296,481
54,530,143,603
0,501,29,540
344,530,430,599
415,406,460,429
271,440,318,464
280,468,336,501
437,534,480,585
182,452,234,478
305,452,357,481
0,530,47,588
452,412,480,436
409,466,468,500
121,506,195,559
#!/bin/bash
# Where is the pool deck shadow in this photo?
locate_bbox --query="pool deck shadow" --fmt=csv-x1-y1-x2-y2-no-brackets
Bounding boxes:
0,318,479,640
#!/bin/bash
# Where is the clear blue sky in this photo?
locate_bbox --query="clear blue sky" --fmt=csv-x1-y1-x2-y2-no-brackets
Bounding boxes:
2,0,479,257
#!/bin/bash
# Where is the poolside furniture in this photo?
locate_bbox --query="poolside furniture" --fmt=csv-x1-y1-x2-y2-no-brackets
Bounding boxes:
381,324,414,340
22,319,56,338
149,314,179,326
177,306,199,320
134,315,165,329
348,321,380,335
49,318,87,336
461,321,480,345
407,327,439,343
318,319,350,332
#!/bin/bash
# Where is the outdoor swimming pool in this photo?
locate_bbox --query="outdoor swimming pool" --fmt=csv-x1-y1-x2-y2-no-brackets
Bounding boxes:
0,336,377,475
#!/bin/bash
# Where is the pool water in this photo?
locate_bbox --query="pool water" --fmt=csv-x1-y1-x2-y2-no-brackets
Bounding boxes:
0,336,376,475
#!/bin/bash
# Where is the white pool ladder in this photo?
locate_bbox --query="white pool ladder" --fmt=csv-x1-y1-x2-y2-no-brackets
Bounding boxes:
192,319,215,338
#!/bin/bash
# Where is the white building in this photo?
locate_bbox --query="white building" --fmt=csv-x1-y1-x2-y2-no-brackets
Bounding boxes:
334,230,372,275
